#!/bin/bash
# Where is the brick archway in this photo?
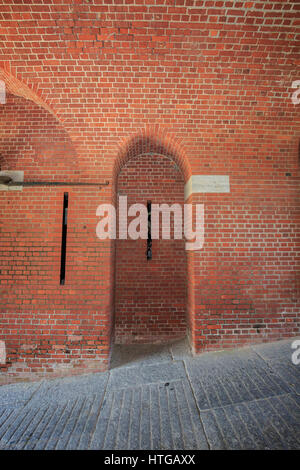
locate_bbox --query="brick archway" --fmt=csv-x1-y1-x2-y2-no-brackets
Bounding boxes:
113,130,194,348
113,127,192,187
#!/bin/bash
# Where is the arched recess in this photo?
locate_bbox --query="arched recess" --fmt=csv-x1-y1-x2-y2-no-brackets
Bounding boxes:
112,128,195,348
0,65,61,122
0,66,80,178
0,68,110,377
0,65,83,166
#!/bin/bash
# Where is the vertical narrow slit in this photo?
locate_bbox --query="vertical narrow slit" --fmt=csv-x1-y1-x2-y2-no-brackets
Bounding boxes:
60,192,68,285
147,200,152,260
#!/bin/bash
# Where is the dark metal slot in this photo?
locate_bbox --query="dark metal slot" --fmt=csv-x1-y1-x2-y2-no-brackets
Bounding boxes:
60,192,68,285
146,200,152,260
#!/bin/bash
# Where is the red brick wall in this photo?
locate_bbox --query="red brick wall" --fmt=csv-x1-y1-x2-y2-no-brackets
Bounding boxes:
115,153,187,344
191,189,300,352
0,94,113,380
0,0,299,381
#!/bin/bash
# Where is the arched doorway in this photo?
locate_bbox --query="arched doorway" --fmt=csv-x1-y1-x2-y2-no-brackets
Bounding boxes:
114,152,187,344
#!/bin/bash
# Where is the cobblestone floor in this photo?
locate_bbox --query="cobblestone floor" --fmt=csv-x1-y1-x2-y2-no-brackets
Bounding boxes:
0,337,299,450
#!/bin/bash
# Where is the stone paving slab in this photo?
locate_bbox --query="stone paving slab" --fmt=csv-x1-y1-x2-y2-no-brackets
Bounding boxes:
201,393,300,450
252,339,300,395
185,347,292,410
27,372,109,408
0,382,41,407
110,344,173,369
0,337,299,450
90,380,208,450
108,360,186,390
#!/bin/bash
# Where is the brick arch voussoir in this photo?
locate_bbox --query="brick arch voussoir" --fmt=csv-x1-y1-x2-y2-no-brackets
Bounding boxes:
113,127,191,188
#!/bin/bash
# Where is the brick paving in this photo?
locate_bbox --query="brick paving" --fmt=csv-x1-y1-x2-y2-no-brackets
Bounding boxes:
0,338,299,450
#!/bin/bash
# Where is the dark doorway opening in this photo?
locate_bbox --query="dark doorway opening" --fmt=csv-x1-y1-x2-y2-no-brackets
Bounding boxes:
114,153,187,345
